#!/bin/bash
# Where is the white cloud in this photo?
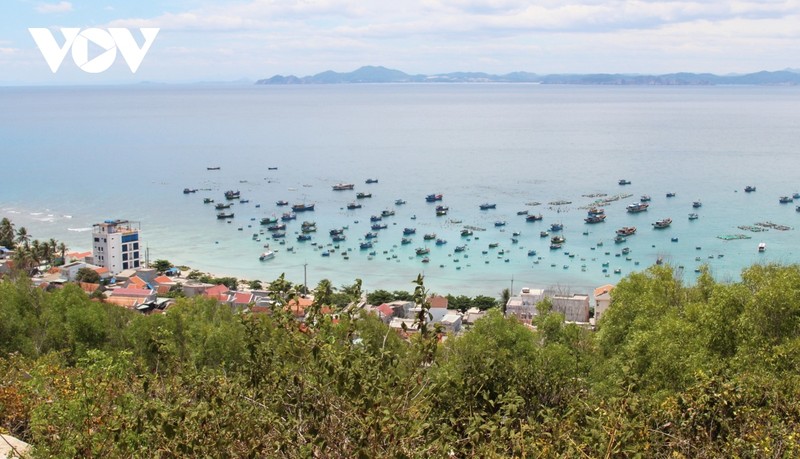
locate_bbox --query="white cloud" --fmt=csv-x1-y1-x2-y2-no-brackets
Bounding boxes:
35,1,73,14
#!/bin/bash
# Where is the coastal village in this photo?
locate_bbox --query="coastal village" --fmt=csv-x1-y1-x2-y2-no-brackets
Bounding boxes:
0,218,616,333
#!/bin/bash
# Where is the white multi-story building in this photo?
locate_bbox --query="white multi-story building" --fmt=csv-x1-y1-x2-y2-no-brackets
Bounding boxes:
91,220,142,275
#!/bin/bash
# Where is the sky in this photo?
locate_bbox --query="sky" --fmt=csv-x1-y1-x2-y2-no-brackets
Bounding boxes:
1,0,799,84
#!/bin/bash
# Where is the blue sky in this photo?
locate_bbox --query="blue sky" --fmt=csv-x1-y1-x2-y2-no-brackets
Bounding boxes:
2,0,800,84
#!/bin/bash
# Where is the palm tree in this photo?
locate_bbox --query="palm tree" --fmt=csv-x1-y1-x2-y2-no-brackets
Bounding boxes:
0,218,15,249
57,242,68,262
500,288,511,315
12,246,36,275
15,227,30,249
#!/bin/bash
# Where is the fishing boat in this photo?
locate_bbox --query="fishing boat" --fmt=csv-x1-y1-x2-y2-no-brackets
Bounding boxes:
693,200,703,208
224,190,241,200
216,212,234,219
652,218,672,229
454,245,466,253
614,235,626,244
666,192,676,198
259,250,275,261
346,202,362,210
797,205,800,212
281,213,296,221
203,198,214,204
267,223,286,232
370,215,382,222
626,202,649,213
526,214,544,222
540,231,549,238
527,250,537,256
745,186,756,193
330,228,345,236
360,241,373,250
416,247,430,256
618,179,631,185
401,238,412,245
268,166,278,170
301,226,317,234
332,234,346,242
425,194,443,202
381,209,395,217
365,178,379,184
297,234,312,242
292,203,315,212
794,192,800,199
584,214,606,224
460,229,473,237
779,196,794,203
550,223,564,232
517,210,528,215
758,242,766,252
207,166,221,171
239,199,249,204
622,247,631,255
395,199,407,205
488,242,499,249
271,231,286,239
364,232,378,239
616,226,637,236
183,188,197,194
479,203,497,210
435,238,447,245
640,195,651,202
215,203,232,210
423,233,436,240
551,235,566,244
550,242,563,250
688,213,699,220
587,207,605,216
494,221,507,227
261,216,278,225
436,209,448,216
403,228,416,235
371,223,388,230
332,183,355,191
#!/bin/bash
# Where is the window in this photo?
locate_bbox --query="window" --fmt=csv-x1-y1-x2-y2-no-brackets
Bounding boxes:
122,244,128,251
133,243,139,250
134,260,140,268
133,251,139,259
123,262,129,270
94,237,100,242
122,253,128,261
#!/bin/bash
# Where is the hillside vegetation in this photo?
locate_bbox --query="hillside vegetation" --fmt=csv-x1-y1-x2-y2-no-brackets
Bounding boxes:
2,264,800,457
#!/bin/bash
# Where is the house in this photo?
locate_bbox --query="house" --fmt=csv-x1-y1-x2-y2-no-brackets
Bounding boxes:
505,288,546,323
204,284,231,302
229,291,254,308
80,282,101,295
287,296,314,319
58,261,102,282
182,282,214,297
462,307,487,325
550,294,591,323
593,284,615,324
374,303,395,323
66,251,92,263
126,276,150,290
386,300,413,318
93,267,110,280
135,268,157,285
506,288,590,324
105,287,156,309
441,313,463,333
389,317,419,334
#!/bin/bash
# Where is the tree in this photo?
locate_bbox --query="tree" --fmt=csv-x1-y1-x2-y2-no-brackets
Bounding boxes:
367,289,394,305
499,288,511,314
15,227,30,249
247,279,263,290
75,267,101,284
152,259,173,273
0,217,15,249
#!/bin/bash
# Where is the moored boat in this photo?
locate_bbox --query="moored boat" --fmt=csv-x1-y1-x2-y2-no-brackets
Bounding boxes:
259,250,275,261
371,223,388,230
693,200,702,208
297,234,312,242
292,203,315,212
666,192,676,198
203,198,214,204
183,188,197,194
423,233,436,240
224,190,241,200
356,192,372,199
360,241,373,250
479,203,497,210
347,202,362,210
626,202,649,213
550,223,563,232
401,237,413,245
416,247,430,256
460,229,473,237
745,186,756,193
403,227,416,235
425,193,443,202
261,216,278,225
365,178,379,184
652,218,672,229
381,209,395,217
526,214,544,222
758,242,766,252
216,212,234,219
276,200,289,206
494,221,507,227
779,196,794,203
616,226,637,236
207,166,221,170
619,179,631,185
435,238,447,245
395,199,407,205
268,223,286,232
688,213,699,220
584,214,606,224
455,245,466,253
215,203,232,210
364,232,378,239
640,195,651,202
332,183,355,191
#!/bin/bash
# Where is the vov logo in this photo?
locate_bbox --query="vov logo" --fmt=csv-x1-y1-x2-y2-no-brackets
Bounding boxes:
29,28,159,74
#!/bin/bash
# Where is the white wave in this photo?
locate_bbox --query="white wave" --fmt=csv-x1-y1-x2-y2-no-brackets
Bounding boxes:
67,227,92,232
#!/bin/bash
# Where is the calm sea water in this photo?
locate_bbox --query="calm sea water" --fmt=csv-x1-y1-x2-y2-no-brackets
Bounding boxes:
1,83,799,296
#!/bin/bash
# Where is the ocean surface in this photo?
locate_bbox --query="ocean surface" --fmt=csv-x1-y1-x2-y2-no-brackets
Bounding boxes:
1,83,799,297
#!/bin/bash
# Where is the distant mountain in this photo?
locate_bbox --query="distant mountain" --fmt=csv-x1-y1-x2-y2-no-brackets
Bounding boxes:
256,66,800,85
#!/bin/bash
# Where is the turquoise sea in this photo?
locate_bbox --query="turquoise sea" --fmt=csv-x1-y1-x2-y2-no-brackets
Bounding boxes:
1,83,799,296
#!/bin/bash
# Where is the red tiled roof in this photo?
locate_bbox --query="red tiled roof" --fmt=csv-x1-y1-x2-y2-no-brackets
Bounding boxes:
156,285,172,295
105,296,141,308
153,275,174,285
376,304,394,318
80,282,100,294
68,251,92,260
594,284,615,297
94,267,109,275
428,295,448,309
108,288,154,298
231,292,253,305
128,276,147,289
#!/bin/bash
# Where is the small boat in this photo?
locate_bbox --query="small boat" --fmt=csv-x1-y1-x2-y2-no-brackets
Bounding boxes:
460,229,473,237
666,192,676,198
479,203,497,210
292,203,315,212
454,245,466,253
494,221,507,227
693,201,703,208
216,212,234,219
332,234,346,242
281,212,296,221
652,218,672,229
779,196,794,204
346,202,362,210
758,242,766,252
301,221,316,228
224,190,241,200
239,199,249,204
401,238,413,245
215,203,232,210
584,215,606,224
488,242,499,249
540,231,549,237
551,235,566,244
371,223,388,230
435,239,447,246
550,243,563,250
526,214,544,222
619,179,631,185
436,209,448,216
621,247,630,255
517,210,528,215
744,186,756,193
297,234,312,242
364,232,378,239
616,226,636,236
527,250,537,256
421,257,430,263
671,237,679,242
381,209,395,217
794,192,800,199
276,200,289,206
640,195,651,202
614,235,626,244
423,233,436,240
688,213,699,220
332,183,355,191
587,207,605,216
626,202,649,213
403,228,417,235
330,228,345,236
207,166,221,171
365,178,379,184
425,194,443,202
268,166,278,170
395,199,407,205
796,205,800,212
360,242,373,250
268,223,286,232
183,188,197,194
259,250,275,261
550,223,563,232
356,192,372,199
203,198,214,204
370,215,382,222
416,247,430,256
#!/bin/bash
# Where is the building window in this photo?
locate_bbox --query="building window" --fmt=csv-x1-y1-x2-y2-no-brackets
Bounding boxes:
133,243,139,250
123,262,129,270
134,260,140,268
94,237,100,242
122,253,128,261
122,244,128,251
133,251,139,260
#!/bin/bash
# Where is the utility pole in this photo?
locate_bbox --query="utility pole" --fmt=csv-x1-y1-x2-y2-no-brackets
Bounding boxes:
303,262,308,295
510,274,514,297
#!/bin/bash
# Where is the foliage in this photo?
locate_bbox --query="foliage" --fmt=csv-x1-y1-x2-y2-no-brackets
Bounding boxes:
74,267,101,284
2,264,800,456
151,259,173,273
